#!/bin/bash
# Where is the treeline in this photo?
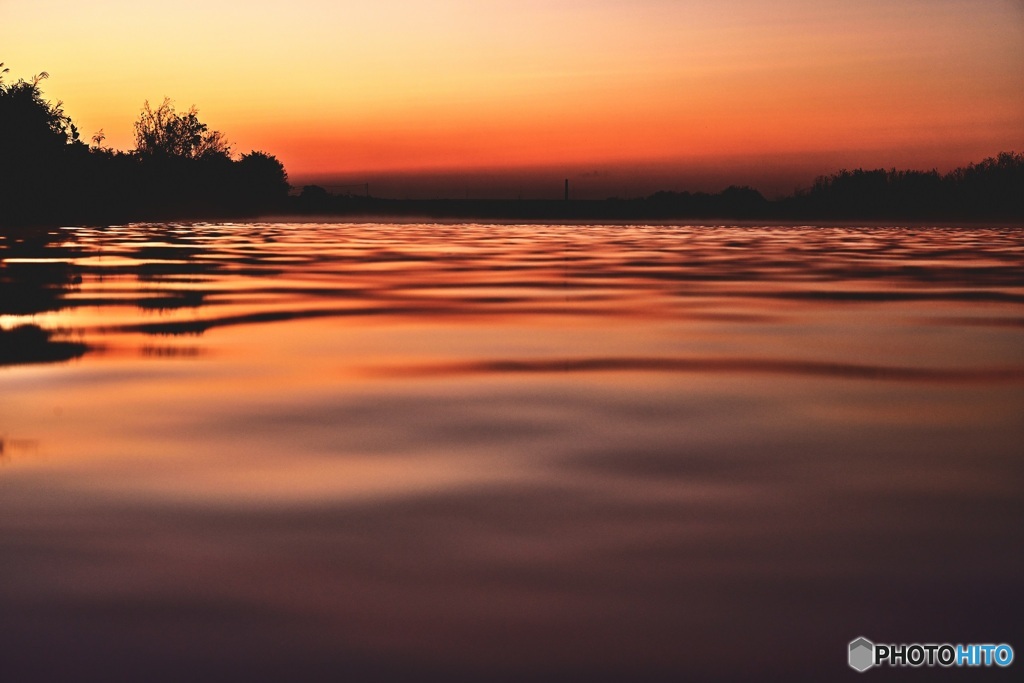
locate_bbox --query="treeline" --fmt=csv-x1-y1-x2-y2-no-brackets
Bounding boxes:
783,155,1024,219
285,184,774,220
288,152,1023,221
2,63,1021,225
0,64,288,226
636,155,1023,220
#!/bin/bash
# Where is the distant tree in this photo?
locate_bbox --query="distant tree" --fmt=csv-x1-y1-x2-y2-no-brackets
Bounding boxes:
300,185,330,200
297,184,331,211
717,185,767,216
237,151,289,198
944,151,1024,218
133,97,229,159
90,128,106,149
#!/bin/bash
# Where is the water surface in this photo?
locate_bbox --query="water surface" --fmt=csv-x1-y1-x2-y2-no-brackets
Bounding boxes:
2,223,1023,681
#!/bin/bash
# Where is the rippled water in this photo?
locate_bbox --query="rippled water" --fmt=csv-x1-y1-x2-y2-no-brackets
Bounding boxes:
2,222,1023,681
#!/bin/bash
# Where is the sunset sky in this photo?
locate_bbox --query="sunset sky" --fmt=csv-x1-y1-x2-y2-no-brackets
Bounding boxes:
5,0,1023,197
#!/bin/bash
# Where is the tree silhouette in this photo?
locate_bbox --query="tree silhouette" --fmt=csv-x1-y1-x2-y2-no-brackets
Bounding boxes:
0,63,88,223
788,153,1023,219
133,98,229,159
0,65,80,151
234,151,289,207
0,63,295,224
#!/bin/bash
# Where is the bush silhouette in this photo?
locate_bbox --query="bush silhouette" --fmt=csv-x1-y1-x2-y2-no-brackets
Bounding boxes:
134,98,230,160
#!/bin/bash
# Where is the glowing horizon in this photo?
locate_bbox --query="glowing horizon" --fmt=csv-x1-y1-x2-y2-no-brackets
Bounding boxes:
5,0,1023,194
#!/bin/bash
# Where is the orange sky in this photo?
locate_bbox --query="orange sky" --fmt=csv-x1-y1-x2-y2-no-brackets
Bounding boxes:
5,0,1023,196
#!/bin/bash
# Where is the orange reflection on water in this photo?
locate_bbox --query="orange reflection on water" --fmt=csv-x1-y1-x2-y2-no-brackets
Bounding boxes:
1,223,1023,681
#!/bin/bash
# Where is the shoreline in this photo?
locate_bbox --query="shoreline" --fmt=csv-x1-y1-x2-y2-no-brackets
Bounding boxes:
3,201,1022,231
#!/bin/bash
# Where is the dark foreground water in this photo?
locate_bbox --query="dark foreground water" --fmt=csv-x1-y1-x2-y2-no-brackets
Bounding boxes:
1,222,1022,682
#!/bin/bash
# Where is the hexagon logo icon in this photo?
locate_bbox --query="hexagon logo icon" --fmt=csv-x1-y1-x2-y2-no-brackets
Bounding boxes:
849,637,875,672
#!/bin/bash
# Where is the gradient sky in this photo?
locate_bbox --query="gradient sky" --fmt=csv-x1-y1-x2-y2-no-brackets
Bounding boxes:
5,0,1023,196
